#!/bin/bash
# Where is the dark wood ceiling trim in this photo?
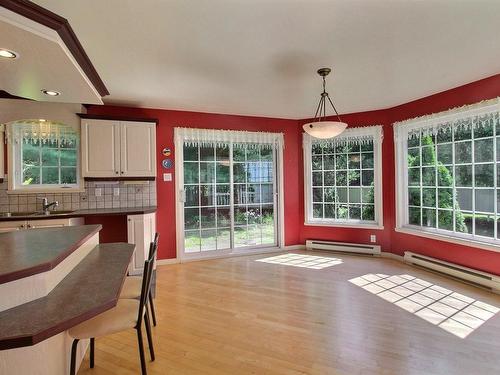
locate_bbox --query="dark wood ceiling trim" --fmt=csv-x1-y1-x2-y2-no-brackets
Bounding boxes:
78,113,159,124
0,0,110,97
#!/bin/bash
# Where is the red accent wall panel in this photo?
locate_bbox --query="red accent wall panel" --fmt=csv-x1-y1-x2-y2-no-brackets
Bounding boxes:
84,215,128,243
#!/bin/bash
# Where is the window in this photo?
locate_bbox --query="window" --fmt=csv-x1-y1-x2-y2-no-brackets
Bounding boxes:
7,120,80,191
303,125,383,228
394,98,500,249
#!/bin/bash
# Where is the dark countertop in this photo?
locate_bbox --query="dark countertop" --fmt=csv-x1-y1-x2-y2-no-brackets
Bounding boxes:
0,206,157,222
0,225,102,285
0,243,135,350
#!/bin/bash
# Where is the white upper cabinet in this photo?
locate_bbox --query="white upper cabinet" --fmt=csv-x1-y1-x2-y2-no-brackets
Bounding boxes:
81,119,121,177
81,118,156,178
120,121,156,177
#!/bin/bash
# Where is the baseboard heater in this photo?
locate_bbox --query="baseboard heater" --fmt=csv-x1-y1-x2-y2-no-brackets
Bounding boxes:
404,251,500,293
306,240,381,256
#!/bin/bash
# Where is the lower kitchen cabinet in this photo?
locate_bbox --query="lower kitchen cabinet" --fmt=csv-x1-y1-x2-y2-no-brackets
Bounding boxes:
127,212,156,275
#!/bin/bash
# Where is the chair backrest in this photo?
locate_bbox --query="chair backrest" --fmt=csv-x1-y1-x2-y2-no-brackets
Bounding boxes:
136,257,154,327
147,232,160,261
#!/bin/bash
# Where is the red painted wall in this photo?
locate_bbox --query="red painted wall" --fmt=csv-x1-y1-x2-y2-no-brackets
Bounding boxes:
88,73,500,275
84,215,128,243
86,106,302,260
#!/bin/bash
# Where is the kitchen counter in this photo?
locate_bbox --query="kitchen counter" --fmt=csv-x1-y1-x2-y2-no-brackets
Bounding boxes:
0,225,102,285
0,242,134,350
0,206,157,222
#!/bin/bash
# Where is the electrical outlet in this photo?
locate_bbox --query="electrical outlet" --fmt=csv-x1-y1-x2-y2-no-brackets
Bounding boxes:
370,235,376,243
95,188,102,197
163,173,172,181
113,187,120,196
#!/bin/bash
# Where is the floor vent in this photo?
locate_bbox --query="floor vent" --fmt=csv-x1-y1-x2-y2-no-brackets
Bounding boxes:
404,251,500,293
306,240,381,256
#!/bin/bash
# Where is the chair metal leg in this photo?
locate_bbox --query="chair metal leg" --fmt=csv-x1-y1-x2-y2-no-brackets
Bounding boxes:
144,311,155,361
70,339,80,375
136,327,148,375
90,338,95,368
148,291,157,326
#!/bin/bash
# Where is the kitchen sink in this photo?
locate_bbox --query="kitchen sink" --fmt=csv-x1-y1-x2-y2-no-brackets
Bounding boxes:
34,210,76,216
0,210,75,217
0,212,37,217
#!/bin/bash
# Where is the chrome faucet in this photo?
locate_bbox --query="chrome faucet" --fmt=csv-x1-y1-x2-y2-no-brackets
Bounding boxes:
40,197,59,215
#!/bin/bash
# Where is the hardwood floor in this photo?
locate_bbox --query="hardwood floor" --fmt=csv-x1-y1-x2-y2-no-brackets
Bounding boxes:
77,251,500,375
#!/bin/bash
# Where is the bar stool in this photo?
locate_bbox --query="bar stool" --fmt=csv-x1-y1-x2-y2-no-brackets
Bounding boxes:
120,233,159,326
68,257,155,375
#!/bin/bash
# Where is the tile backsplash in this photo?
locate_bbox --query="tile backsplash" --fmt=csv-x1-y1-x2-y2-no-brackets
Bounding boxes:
0,179,157,213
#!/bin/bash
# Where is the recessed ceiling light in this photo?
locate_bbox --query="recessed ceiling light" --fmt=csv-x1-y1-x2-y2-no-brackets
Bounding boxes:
41,89,61,96
0,49,18,59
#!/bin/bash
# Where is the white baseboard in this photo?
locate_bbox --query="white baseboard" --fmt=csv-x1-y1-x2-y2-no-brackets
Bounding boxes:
179,247,284,263
283,244,306,251
380,251,404,261
157,247,401,265
156,258,180,266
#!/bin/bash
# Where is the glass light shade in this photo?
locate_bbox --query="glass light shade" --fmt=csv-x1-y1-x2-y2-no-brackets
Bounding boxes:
302,121,348,139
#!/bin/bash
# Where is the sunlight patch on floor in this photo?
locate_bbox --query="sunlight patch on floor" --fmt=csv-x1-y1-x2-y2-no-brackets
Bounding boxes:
349,273,499,338
256,253,343,269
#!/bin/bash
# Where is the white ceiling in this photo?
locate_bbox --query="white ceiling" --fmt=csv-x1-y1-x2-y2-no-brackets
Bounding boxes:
0,6,102,104
33,0,500,119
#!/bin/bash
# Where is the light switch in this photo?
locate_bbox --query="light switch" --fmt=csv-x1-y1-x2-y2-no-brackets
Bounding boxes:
163,173,172,182
370,235,376,243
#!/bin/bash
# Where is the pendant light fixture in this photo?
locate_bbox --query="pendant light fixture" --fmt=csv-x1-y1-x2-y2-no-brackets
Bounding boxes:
303,68,347,139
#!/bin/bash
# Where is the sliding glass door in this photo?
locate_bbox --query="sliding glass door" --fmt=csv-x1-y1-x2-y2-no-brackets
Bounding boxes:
183,144,232,252
179,135,280,258
233,144,276,248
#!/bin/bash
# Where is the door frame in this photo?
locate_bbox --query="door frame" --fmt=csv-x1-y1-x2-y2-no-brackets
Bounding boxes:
174,128,285,262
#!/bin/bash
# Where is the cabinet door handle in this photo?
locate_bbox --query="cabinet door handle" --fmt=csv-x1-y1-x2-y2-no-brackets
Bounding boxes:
26,224,31,229
19,224,25,229
121,171,124,174
115,171,119,174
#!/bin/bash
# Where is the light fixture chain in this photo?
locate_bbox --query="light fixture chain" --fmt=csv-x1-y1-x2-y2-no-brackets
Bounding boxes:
326,94,342,122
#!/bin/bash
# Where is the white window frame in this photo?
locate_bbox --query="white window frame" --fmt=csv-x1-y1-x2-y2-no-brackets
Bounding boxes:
394,98,500,253
7,123,83,193
303,125,384,229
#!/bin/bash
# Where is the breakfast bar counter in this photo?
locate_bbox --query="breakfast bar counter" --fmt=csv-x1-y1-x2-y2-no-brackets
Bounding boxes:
0,225,135,374
0,225,102,285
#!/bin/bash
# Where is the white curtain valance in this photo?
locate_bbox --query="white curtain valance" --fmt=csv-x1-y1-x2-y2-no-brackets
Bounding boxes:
303,125,383,147
393,97,500,140
5,119,78,146
175,127,284,149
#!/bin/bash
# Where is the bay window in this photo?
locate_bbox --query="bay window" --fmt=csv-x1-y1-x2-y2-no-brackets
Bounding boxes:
303,125,383,228
394,98,500,249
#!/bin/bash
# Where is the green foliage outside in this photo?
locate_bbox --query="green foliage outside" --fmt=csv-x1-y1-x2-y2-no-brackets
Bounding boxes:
22,141,77,185
408,135,467,232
